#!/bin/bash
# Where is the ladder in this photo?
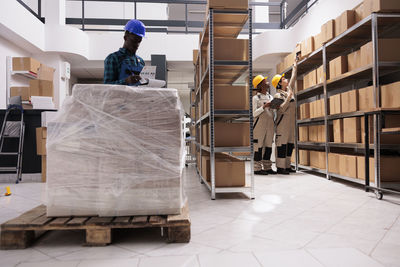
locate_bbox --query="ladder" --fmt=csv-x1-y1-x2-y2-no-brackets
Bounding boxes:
0,96,25,183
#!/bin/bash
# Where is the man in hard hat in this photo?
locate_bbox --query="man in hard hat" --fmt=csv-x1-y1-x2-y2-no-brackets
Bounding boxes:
271,58,298,175
104,19,146,85
252,75,276,175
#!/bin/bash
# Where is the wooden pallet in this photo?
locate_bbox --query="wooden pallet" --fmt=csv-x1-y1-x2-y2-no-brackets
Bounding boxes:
1,203,190,249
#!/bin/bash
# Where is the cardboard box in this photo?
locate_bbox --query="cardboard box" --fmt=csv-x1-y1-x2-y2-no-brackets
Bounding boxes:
310,151,326,169
329,56,348,80
357,156,375,182
381,81,400,108
361,39,400,67
29,80,54,98
214,86,249,110
343,117,361,143
276,62,284,74
303,69,317,89
202,122,250,147
300,103,310,119
363,0,400,15
301,36,315,58
316,65,325,84
37,64,55,81
314,32,324,50
317,125,325,143
202,153,246,187
191,106,196,119
333,119,344,143
10,87,30,101
339,154,357,178
328,153,340,174
308,125,318,142
284,52,296,71
381,114,400,144
296,80,304,93
299,126,308,142
358,86,375,111
36,127,47,156
12,57,41,73
335,10,355,37
354,2,366,23
207,0,248,10
329,94,341,115
347,49,362,72
380,156,400,182
341,90,358,113
215,38,249,61
42,156,47,183
193,49,199,65
321,19,335,43
299,150,310,166
319,99,325,117
202,88,209,115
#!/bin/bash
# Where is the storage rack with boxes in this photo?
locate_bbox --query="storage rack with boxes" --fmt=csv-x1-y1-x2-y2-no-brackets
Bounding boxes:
186,87,196,166
193,2,254,200
283,2,400,199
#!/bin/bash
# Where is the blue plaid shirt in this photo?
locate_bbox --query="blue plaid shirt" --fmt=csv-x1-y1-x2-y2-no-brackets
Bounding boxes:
103,48,145,85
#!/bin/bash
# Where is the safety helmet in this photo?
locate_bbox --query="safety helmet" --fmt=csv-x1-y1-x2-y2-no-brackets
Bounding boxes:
271,74,285,88
252,75,268,89
124,19,146,37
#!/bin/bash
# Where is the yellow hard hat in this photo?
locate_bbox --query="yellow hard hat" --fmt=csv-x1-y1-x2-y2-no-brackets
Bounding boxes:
271,74,285,88
252,75,267,89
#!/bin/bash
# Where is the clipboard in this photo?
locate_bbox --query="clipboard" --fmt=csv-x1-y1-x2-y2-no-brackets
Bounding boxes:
270,98,284,109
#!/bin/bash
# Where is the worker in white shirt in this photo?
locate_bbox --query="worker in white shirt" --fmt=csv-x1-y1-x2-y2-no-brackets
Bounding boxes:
271,58,298,175
252,75,277,175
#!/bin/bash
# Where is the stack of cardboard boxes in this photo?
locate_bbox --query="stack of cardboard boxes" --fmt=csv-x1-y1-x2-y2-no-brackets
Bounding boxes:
10,57,55,109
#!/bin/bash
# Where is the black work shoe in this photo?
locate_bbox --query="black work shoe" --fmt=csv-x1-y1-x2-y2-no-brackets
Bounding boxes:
286,168,296,173
265,169,277,175
259,170,269,175
254,170,265,175
277,168,290,175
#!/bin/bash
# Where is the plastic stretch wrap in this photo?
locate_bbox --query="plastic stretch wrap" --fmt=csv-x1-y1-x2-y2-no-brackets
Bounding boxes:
46,84,185,217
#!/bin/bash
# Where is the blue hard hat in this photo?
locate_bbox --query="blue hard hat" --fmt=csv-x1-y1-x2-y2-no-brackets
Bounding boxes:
124,19,146,37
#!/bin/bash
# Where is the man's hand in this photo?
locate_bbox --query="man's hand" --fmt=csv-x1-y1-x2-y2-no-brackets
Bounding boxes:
263,102,271,109
125,74,142,84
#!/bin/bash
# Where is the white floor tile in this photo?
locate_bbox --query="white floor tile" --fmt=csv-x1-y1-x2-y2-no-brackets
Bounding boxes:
138,255,199,267
254,249,324,267
371,242,400,267
198,252,261,267
17,260,79,267
55,246,138,261
0,249,51,267
308,247,385,267
77,258,139,267
145,241,220,256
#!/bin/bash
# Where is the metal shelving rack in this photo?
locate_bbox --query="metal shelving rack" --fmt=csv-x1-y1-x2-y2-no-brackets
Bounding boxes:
284,13,400,199
185,88,196,166
194,8,254,200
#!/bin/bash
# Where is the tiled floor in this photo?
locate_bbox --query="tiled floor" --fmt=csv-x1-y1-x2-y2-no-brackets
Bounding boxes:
1,166,400,267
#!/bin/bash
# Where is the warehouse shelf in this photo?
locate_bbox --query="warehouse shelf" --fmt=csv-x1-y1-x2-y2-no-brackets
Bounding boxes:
326,63,400,91
328,173,365,185
195,7,254,200
327,111,366,120
297,164,327,175
297,117,325,125
297,83,324,100
297,142,326,150
201,145,251,153
382,127,400,135
291,13,400,199
11,71,38,79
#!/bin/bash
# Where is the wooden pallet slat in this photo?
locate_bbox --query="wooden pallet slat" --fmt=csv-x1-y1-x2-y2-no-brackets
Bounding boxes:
111,216,131,225
29,214,54,227
86,217,114,226
67,217,90,226
131,216,148,224
49,217,71,226
2,205,46,228
149,216,167,225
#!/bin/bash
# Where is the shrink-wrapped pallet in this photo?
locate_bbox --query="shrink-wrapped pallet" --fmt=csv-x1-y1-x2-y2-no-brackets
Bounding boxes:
46,84,185,217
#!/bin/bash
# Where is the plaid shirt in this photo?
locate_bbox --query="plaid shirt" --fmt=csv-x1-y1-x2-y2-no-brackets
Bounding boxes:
103,48,145,85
